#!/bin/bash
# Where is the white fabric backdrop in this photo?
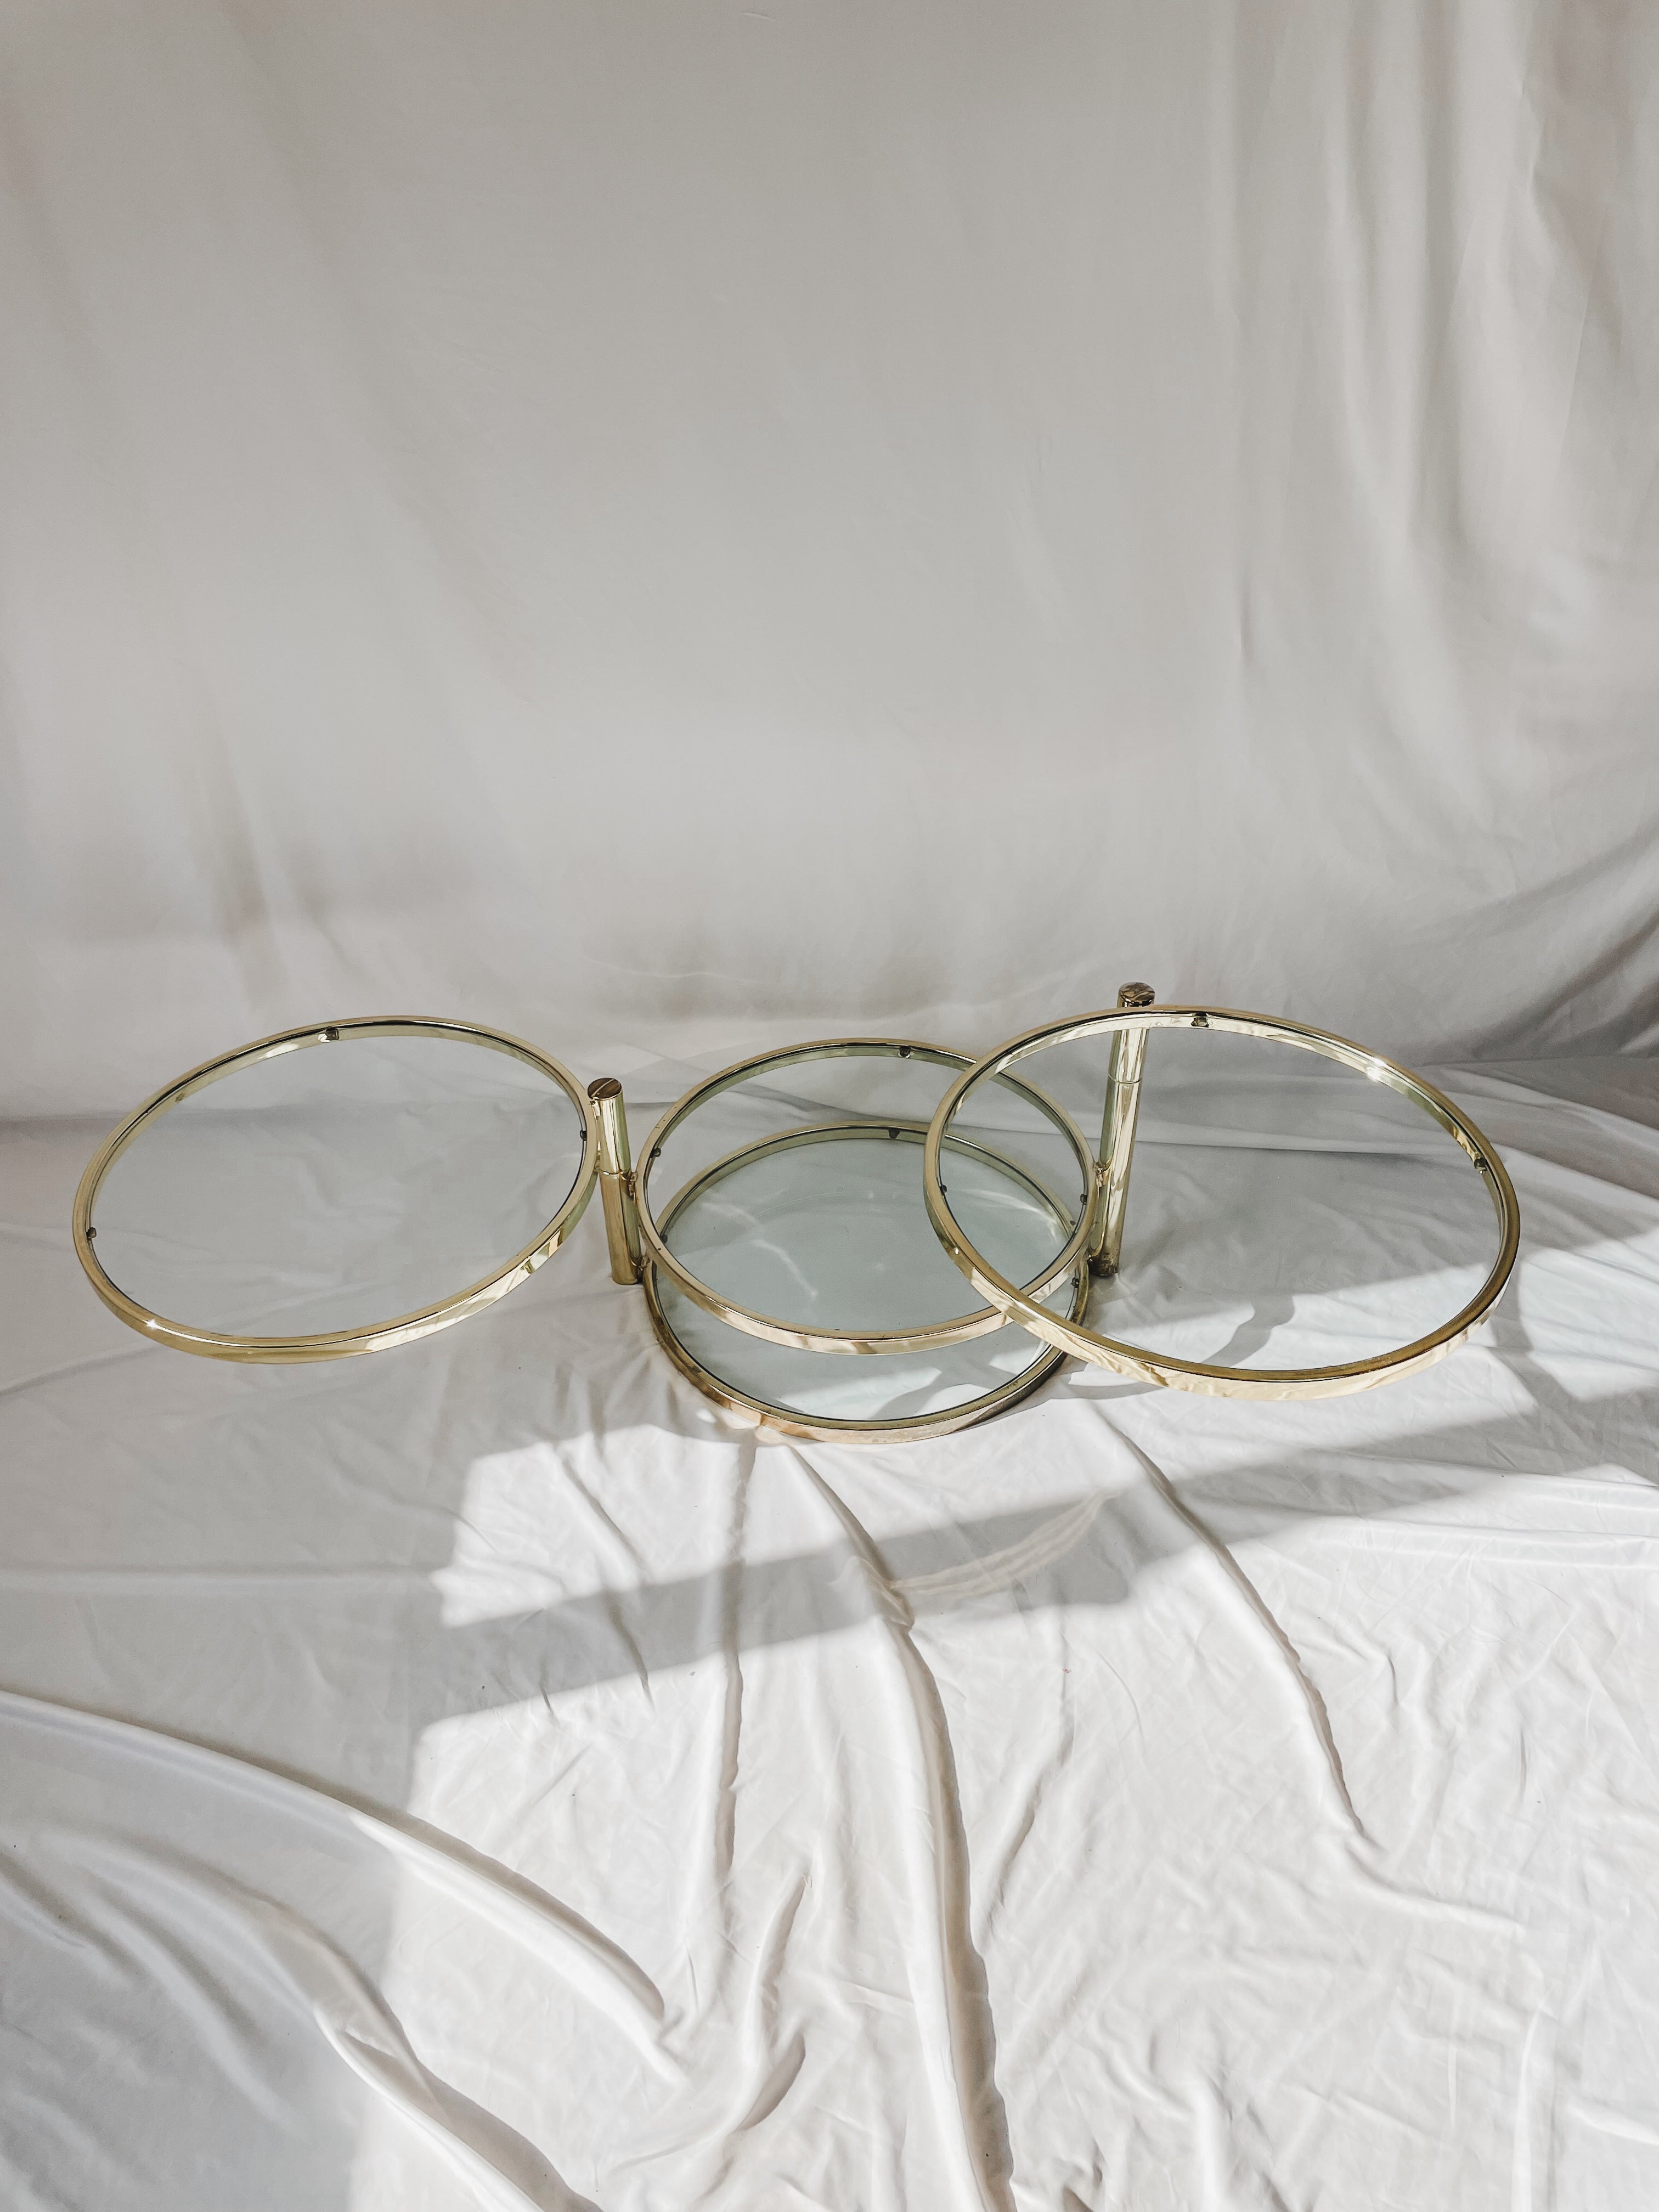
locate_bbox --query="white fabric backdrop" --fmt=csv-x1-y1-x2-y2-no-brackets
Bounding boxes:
3,0,1658,1116
5,13,1659,2205
5,1059,1659,2209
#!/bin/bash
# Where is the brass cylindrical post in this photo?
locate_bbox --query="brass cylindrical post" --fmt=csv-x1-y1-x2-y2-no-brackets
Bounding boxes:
588,1077,643,1285
1087,983,1156,1279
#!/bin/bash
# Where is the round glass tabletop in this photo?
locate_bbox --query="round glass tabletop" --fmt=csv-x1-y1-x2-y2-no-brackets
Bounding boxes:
634,1039,1093,1437
924,1007,1520,1399
74,1019,596,1359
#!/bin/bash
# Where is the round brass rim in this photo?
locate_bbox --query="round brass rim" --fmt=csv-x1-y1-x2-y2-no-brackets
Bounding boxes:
633,1037,1096,1355
641,1125,1088,1441
71,1017,599,1364
923,1005,1523,1402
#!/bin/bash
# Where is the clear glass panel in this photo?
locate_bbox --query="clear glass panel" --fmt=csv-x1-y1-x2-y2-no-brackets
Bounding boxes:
945,1023,1504,1372
939,1068,1087,1288
650,1048,1088,1335
655,1270,1063,1425
90,1033,586,1337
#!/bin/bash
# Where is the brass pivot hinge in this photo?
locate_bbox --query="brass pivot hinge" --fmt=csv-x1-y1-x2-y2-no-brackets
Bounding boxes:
1086,981,1155,1279
588,1077,643,1284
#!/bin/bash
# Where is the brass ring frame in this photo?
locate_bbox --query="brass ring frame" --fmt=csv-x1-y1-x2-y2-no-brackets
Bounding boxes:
641,1118,1091,1442
71,1017,599,1363
923,1005,1522,1402
634,1039,1096,1355
69,997,1524,1430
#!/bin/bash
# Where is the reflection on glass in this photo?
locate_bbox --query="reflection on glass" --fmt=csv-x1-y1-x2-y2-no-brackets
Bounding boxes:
654,1274,1065,1425
666,1136,1073,1335
650,1049,1087,1337
91,1036,586,1337
945,1027,1503,1372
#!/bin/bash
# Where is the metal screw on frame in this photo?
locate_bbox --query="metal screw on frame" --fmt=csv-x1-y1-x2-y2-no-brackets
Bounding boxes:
1087,981,1156,1279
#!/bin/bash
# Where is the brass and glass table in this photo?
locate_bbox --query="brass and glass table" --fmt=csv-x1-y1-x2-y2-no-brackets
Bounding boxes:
72,989,1520,1441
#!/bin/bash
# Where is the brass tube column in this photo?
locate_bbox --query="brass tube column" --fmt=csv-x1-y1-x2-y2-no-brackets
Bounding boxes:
588,1077,642,1284
1087,983,1156,1279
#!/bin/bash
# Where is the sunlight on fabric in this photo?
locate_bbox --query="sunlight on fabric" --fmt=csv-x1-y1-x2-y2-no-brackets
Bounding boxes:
436,1434,748,1632
1514,1228,1659,1398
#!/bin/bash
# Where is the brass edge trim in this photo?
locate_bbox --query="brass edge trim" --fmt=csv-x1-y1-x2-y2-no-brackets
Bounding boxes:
640,1248,1090,1444
632,1037,1096,1356
647,1118,1082,1355
922,1006,1523,1402
71,1017,601,1364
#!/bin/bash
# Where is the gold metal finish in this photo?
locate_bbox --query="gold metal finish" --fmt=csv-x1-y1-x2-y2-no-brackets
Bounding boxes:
640,1118,1090,1441
71,1018,599,1364
71,997,1525,1432
1087,981,1156,1278
642,1266,1081,1444
588,1077,643,1285
923,1004,1522,1402
633,1038,1096,1356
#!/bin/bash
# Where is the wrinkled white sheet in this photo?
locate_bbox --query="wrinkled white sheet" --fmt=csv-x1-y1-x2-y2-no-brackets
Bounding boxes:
4,1058,1659,2209
4,0,1659,1116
